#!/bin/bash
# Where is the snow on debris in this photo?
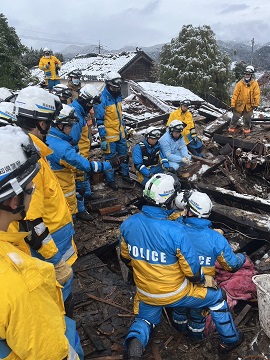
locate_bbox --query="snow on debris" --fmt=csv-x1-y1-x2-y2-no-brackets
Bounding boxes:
137,82,204,103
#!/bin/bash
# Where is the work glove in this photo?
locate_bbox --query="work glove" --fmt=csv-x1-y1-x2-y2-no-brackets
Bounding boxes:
191,136,198,143
203,275,218,290
45,63,50,69
109,154,120,168
54,260,73,285
165,167,176,174
181,156,192,165
100,140,108,151
213,228,224,235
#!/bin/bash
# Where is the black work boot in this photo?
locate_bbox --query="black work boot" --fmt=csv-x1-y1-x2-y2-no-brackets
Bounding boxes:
122,175,134,184
127,338,143,360
218,331,244,354
76,210,95,221
107,181,118,191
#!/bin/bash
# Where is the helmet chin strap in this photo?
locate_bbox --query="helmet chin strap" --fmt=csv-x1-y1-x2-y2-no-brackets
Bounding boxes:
0,193,26,219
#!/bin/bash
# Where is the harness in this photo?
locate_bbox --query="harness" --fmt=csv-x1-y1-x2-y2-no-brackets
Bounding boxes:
139,142,160,167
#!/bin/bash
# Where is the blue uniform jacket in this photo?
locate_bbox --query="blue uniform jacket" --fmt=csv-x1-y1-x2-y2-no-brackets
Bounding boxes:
94,86,125,141
47,127,110,173
132,138,169,177
177,217,245,275
70,99,86,146
159,130,191,163
120,205,204,306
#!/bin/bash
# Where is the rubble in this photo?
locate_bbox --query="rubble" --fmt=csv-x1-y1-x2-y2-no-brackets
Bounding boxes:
73,83,270,359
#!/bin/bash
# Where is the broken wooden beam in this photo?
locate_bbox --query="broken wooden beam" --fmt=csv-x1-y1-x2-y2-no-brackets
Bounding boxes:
211,202,270,239
234,304,252,326
99,205,122,216
197,183,270,213
101,216,126,223
88,197,119,210
82,324,107,351
213,134,266,154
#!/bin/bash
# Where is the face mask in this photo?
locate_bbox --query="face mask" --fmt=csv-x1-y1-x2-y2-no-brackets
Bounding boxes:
45,55,50,59
72,78,80,86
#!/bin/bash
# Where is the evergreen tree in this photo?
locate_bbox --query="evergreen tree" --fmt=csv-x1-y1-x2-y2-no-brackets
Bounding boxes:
233,61,247,81
0,13,31,89
159,25,232,102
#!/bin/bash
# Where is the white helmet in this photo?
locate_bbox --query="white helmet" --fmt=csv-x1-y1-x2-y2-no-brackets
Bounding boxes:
0,87,15,103
15,86,61,121
54,104,78,126
144,126,161,139
186,191,212,218
105,71,122,88
43,47,51,53
78,84,101,104
143,173,181,208
0,102,16,126
0,125,40,202
169,120,185,133
245,65,255,74
52,84,72,100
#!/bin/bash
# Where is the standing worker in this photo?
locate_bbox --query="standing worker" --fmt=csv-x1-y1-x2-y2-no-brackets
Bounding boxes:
229,65,260,135
94,71,133,190
38,47,61,91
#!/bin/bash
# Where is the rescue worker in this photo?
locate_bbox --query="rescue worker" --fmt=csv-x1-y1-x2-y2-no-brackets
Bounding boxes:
0,101,16,126
0,125,82,360
67,69,82,102
38,47,61,91
52,83,73,104
132,126,173,186
70,84,102,221
46,104,115,220
0,87,16,102
94,71,133,190
159,120,192,171
167,99,203,157
229,65,260,135
14,86,76,315
119,173,243,359
171,190,246,343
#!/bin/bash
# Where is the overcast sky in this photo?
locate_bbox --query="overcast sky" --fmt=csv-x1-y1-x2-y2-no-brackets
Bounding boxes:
1,0,269,52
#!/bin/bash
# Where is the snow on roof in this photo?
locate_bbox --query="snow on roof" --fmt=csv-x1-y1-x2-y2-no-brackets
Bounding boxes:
31,51,140,82
137,82,204,103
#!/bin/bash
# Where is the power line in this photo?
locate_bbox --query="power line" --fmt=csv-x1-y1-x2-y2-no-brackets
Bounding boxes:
18,34,91,46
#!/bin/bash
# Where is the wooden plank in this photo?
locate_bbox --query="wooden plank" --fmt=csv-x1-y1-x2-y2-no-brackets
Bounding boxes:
102,216,126,223
99,205,122,216
203,115,231,137
88,197,119,210
82,324,107,351
197,183,270,213
213,133,266,154
211,202,270,238
234,304,252,326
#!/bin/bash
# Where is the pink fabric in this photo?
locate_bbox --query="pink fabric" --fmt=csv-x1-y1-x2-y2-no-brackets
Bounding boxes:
204,256,257,336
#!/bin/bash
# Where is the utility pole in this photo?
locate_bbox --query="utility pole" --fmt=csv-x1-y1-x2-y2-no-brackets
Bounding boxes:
97,40,103,54
251,38,255,65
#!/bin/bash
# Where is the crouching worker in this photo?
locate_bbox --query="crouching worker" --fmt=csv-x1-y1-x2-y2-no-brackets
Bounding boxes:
159,120,192,171
171,190,245,346
119,173,244,359
132,126,174,186
46,104,115,220
0,125,83,359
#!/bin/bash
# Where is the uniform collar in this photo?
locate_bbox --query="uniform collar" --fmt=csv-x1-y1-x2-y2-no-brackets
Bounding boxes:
29,133,53,157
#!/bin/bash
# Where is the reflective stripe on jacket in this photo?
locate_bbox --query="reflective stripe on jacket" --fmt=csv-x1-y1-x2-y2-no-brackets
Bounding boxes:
120,205,205,306
25,134,77,266
94,86,125,142
167,109,195,144
231,78,260,113
0,231,69,360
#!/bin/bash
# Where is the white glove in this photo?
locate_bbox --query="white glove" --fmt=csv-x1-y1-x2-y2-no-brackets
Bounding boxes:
181,156,192,165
